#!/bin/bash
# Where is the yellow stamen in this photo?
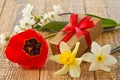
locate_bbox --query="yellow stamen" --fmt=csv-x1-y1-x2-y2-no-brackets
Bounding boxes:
96,54,105,62
59,51,75,65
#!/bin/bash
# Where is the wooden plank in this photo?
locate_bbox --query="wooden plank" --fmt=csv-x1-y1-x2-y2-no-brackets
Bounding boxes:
84,0,120,80
40,0,95,80
0,0,45,80
12,0,46,80
103,0,120,21
0,0,5,17
84,0,107,17
102,0,120,80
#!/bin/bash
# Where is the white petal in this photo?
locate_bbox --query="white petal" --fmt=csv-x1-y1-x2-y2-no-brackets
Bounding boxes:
104,55,117,66
91,42,101,55
60,42,71,53
81,53,95,62
69,65,81,78
55,65,68,75
89,61,99,71
72,42,80,56
75,58,82,65
89,62,111,72
49,54,61,64
101,44,111,55
99,63,111,72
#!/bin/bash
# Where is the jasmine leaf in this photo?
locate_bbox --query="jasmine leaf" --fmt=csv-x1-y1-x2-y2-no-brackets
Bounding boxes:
34,25,41,30
86,14,118,29
38,21,68,32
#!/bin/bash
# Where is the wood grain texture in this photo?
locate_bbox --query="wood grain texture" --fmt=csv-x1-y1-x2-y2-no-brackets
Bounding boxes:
101,0,120,80
84,0,120,80
0,0,5,17
0,0,45,80
84,0,107,17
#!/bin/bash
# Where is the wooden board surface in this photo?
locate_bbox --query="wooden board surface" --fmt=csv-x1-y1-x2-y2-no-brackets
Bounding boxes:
0,0,120,80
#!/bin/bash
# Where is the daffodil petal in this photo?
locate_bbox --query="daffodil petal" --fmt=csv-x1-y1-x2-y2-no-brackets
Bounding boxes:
69,65,80,78
81,53,95,62
99,63,111,72
101,44,111,55
55,65,68,75
89,61,99,71
104,55,117,66
75,58,82,65
72,42,80,56
91,42,101,55
60,42,71,53
49,54,61,64
89,62,111,72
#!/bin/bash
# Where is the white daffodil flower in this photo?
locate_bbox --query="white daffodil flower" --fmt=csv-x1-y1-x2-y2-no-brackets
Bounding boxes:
53,5,64,14
49,42,82,78
22,4,33,17
82,42,117,72
0,33,8,45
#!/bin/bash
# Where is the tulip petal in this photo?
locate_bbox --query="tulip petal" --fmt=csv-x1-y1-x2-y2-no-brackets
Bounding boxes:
49,54,61,64
72,42,80,56
69,65,80,78
91,42,101,55
75,58,82,65
60,42,71,53
81,53,95,62
104,55,117,66
55,65,68,75
101,44,111,55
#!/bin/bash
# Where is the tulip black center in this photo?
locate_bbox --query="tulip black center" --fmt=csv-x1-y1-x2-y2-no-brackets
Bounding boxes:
23,38,41,56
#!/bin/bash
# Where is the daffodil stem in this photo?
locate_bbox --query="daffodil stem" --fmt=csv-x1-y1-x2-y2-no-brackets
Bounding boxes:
45,32,57,39
111,45,120,54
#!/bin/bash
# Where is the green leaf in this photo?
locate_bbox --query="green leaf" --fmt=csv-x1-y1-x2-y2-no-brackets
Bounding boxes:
38,21,68,32
86,14,118,29
34,25,41,30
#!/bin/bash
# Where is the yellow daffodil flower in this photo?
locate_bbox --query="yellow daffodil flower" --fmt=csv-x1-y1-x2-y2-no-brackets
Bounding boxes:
82,42,117,72
49,42,82,78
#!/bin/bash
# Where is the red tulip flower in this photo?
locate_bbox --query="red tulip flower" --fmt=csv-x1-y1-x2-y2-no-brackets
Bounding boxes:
5,29,48,68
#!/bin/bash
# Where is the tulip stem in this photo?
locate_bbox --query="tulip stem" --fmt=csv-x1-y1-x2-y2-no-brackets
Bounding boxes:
111,45,120,54
44,32,57,39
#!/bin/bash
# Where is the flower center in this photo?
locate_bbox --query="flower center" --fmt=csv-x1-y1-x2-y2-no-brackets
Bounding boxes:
96,54,105,62
59,51,75,65
23,38,41,56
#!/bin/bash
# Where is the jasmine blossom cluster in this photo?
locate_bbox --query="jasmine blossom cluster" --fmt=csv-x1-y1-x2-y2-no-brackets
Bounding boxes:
14,4,64,33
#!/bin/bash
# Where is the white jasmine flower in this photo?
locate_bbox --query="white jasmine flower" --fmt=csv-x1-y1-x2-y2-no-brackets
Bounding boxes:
43,13,49,19
49,42,82,78
40,18,50,26
0,33,8,45
14,25,23,33
82,42,117,72
22,4,33,17
19,16,35,29
48,12,59,21
53,5,64,14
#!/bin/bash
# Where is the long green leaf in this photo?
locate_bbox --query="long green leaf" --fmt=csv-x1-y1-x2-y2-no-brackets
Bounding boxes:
86,14,118,29
37,21,68,32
